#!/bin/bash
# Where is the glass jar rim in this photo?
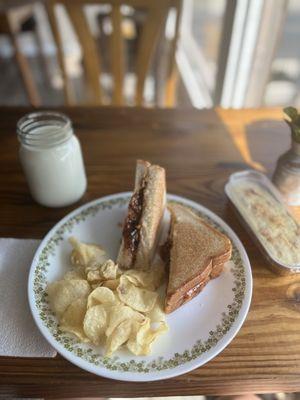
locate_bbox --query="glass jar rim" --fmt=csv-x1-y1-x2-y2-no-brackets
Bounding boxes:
17,111,73,148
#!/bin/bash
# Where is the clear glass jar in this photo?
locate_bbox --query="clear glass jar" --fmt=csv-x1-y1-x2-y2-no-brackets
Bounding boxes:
17,111,87,207
272,139,300,206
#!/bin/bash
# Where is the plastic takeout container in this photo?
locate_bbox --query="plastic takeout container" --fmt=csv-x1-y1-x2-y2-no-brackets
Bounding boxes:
225,170,300,275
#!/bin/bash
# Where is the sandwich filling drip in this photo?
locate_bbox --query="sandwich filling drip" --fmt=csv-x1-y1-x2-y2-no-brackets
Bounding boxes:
160,236,172,265
123,177,147,262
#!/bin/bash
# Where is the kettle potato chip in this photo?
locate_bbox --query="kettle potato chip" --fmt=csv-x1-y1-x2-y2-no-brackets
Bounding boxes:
87,287,117,308
86,260,118,283
69,237,108,268
117,275,158,312
64,269,85,281
83,304,108,345
124,262,165,291
100,260,118,280
123,270,155,290
86,269,102,283
146,298,166,323
127,319,151,356
60,298,88,342
106,304,144,337
48,237,168,357
47,279,90,317
105,319,132,356
102,278,120,290
127,319,168,356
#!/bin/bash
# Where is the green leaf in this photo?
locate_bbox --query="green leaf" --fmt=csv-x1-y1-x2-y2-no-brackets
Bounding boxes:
284,106,299,121
283,106,300,143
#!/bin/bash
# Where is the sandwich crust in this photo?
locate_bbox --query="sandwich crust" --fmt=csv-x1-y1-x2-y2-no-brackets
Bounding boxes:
165,276,210,313
117,160,166,270
134,164,166,269
165,204,232,313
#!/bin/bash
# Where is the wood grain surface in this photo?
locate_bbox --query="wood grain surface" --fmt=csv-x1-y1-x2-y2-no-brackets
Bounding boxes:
0,106,300,398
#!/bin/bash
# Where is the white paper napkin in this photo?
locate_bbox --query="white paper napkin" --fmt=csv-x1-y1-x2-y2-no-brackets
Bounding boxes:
0,238,56,357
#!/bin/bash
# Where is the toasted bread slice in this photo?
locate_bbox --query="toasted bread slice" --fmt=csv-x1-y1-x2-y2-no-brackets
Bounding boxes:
165,203,232,313
117,160,166,270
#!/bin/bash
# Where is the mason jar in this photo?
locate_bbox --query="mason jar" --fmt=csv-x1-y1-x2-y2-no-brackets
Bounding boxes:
17,111,87,207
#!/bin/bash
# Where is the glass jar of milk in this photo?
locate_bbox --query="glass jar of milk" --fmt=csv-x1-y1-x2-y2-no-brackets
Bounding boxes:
17,111,87,207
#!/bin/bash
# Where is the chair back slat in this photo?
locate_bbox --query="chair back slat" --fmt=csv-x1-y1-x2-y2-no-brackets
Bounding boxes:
165,0,182,106
65,3,102,104
46,2,76,104
110,4,124,105
46,0,182,106
135,3,168,106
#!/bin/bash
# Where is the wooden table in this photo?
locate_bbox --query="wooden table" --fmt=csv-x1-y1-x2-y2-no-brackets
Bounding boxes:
1,106,300,398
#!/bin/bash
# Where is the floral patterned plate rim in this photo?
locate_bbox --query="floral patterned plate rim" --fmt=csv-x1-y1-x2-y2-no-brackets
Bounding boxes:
28,192,252,382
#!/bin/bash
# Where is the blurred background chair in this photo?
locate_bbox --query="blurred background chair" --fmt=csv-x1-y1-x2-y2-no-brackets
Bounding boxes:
0,0,182,107
47,0,182,106
1,0,300,109
0,0,46,105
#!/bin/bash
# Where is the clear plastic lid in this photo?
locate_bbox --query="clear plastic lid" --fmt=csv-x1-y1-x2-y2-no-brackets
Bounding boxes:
225,170,300,274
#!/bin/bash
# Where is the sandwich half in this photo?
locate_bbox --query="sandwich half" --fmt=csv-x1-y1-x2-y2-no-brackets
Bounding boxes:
164,203,232,313
117,160,166,270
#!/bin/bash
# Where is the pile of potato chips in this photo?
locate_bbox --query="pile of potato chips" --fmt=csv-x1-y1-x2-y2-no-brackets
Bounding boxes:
47,237,168,356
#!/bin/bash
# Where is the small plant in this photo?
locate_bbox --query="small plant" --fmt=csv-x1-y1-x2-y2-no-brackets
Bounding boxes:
284,106,300,143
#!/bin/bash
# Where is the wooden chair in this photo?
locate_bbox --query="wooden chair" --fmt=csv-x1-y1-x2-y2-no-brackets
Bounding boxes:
0,0,45,106
46,0,182,106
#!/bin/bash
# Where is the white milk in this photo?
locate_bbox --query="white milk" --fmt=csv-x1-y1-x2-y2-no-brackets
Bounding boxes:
17,112,87,207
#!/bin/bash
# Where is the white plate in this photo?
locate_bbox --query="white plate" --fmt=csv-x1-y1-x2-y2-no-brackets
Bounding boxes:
28,193,252,382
